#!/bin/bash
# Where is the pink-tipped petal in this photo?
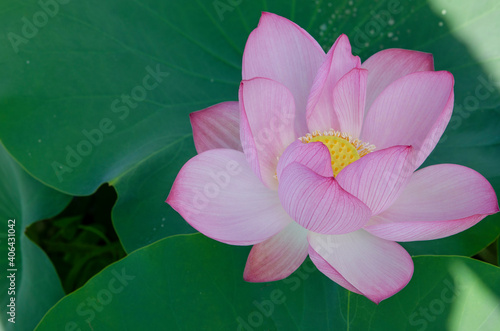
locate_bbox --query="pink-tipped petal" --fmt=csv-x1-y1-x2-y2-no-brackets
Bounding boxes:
243,12,325,134
365,164,500,241
190,101,242,153
244,222,309,282
239,78,297,190
308,230,414,304
308,245,361,294
336,146,414,215
306,34,361,133
360,71,454,169
333,68,368,138
362,49,434,114
276,140,333,180
279,162,371,234
166,149,291,245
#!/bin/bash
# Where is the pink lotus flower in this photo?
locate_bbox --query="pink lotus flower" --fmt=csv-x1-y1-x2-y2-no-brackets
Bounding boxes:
167,12,499,303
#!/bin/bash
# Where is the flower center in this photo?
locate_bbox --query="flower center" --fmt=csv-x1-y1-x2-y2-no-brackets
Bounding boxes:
299,130,375,176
